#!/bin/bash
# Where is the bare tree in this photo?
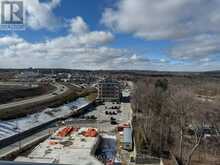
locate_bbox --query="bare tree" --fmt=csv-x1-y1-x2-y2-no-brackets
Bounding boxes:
132,79,171,156
169,89,204,165
132,77,220,165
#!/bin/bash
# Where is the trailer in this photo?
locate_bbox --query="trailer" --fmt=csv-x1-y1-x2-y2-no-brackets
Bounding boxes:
123,127,133,151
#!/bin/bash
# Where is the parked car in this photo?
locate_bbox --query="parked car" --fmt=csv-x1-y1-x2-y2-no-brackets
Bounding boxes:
117,109,122,113
110,117,116,121
112,111,117,115
111,120,118,125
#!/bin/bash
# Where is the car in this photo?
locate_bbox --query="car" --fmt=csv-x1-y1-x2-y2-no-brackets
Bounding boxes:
117,110,122,113
111,120,118,125
90,115,97,120
110,117,116,121
87,115,97,120
112,111,117,115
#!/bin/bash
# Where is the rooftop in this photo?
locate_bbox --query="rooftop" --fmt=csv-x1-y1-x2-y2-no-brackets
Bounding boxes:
15,127,102,165
123,127,132,143
0,97,89,140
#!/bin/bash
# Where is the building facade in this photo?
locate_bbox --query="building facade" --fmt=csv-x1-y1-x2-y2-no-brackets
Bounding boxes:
97,79,121,102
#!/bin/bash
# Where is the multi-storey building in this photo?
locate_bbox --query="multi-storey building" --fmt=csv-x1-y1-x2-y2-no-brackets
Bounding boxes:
97,79,121,102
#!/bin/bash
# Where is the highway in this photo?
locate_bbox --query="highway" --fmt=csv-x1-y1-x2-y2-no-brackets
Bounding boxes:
0,83,69,110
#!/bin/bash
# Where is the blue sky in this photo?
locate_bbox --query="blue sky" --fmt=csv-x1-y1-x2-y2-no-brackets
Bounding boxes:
1,0,220,71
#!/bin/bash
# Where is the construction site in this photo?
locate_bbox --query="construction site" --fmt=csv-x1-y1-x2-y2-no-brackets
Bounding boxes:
0,77,136,165
15,126,101,165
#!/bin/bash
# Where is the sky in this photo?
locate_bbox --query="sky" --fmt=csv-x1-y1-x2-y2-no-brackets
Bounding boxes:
0,0,220,71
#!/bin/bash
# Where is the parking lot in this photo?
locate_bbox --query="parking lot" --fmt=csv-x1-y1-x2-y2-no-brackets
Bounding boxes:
83,101,132,133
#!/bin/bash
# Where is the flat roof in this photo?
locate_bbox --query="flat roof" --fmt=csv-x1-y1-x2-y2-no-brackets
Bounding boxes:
123,127,132,143
15,127,102,165
0,98,89,140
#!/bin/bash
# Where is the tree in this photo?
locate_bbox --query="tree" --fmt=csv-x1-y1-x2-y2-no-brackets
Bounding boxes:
155,78,168,91
169,89,203,165
132,79,171,156
132,77,220,165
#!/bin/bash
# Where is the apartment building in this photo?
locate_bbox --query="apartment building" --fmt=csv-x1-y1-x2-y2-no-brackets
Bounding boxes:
97,79,121,102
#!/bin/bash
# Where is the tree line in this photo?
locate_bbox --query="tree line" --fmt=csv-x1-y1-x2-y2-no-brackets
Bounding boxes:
131,78,220,165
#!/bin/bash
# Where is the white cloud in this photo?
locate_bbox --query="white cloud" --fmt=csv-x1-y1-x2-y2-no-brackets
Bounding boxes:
101,0,220,61
68,17,114,45
70,16,89,34
0,32,218,71
43,31,114,49
0,35,147,69
0,17,150,69
0,35,24,46
24,0,61,30
47,0,61,9
170,34,220,60
0,33,218,71
102,0,220,40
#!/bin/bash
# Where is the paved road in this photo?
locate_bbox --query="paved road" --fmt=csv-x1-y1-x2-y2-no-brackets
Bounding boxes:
0,82,37,87
0,83,68,110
